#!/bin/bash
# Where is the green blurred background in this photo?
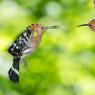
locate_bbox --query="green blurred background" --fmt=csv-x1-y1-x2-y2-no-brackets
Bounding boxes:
0,0,95,95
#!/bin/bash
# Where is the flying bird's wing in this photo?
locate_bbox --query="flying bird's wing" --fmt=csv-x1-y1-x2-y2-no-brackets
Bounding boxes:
8,28,33,56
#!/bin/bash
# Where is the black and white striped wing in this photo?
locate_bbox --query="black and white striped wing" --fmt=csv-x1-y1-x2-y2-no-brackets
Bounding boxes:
8,29,32,56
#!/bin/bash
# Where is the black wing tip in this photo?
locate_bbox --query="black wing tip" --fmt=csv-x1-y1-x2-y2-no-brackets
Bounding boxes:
8,68,19,83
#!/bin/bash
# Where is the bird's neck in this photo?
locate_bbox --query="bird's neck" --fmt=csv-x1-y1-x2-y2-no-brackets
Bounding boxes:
36,31,44,38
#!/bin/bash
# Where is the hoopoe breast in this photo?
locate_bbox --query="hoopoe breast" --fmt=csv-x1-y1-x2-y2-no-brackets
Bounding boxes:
27,32,43,50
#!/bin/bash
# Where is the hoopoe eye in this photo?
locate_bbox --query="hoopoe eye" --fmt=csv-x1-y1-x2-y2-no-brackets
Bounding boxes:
89,24,91,27
41,27,44,29
41,27,44,30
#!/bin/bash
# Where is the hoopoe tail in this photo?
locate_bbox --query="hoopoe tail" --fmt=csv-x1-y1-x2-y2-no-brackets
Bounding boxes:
8,57,20,83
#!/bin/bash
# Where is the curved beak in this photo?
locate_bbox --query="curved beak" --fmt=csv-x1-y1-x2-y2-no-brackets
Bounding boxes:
77,24,89,27
46,26,61,29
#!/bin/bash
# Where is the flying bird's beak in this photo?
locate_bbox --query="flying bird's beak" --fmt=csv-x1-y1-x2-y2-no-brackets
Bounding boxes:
77,24,89,27
46,26,61,29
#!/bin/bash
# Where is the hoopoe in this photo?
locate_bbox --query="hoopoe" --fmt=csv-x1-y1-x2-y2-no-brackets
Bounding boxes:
8,24,60,83
77,19,95,31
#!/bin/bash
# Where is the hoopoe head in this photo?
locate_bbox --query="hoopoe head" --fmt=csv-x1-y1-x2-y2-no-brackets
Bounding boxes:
77,19,95,32
29,24,61,34
31,24,47,34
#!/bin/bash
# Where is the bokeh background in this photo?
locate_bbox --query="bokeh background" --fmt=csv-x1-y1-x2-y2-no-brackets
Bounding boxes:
0,0,95,95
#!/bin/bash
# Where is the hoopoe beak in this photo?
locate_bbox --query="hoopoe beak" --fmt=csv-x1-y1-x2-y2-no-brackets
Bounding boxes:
77,24,89,27
45,26,61,30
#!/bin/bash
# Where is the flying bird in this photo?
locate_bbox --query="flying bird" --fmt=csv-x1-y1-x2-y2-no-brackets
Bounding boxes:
8,24,60,83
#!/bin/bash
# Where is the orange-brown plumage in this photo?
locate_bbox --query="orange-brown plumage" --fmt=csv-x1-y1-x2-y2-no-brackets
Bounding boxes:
27,24,46,50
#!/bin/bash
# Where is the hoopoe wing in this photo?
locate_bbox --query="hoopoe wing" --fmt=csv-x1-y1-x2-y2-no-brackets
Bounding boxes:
8,29,33,56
